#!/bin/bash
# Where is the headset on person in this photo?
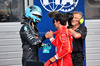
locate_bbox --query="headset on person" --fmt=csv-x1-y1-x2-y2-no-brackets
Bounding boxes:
79,17,84,24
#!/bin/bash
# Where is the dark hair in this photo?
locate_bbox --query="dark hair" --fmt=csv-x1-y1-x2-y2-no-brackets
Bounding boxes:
54,13,67,25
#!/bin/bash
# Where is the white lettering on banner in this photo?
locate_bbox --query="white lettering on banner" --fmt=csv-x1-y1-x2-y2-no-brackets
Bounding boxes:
40,0,79,12
61,0,73,5
43,0,49,5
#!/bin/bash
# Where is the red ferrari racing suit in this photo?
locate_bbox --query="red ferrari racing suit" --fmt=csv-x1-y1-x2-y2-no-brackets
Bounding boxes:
50,26,73,66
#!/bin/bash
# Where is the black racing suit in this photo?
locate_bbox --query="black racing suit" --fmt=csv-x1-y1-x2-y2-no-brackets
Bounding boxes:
19,19,46,66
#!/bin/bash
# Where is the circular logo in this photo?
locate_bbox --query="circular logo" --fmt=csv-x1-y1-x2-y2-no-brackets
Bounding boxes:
40,0,79,12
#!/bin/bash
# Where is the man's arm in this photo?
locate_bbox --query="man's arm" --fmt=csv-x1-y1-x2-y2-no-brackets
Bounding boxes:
46,30,57,46
69,29,81,39
69,26,87,39
20,26,47,46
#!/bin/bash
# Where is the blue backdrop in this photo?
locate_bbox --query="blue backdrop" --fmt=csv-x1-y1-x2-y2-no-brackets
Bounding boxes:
33,0,85,65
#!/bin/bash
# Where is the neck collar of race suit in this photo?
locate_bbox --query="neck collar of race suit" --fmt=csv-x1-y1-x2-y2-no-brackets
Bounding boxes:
53,26,66,34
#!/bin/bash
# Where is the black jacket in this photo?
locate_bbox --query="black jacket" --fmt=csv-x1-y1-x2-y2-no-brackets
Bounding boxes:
19,19,46,66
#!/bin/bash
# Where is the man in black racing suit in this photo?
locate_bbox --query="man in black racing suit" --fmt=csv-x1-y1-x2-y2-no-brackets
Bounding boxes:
19,5,48,66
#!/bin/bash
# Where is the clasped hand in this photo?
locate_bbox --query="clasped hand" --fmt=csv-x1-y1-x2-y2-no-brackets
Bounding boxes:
45,30,53,39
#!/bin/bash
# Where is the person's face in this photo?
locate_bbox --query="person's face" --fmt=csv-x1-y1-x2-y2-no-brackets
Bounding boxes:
33,14,42,23
54,20,59,30
34,14,39,18
71,14,81,26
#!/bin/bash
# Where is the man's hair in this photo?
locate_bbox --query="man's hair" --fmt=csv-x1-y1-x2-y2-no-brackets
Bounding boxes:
54,13,67,25
73,11,83,18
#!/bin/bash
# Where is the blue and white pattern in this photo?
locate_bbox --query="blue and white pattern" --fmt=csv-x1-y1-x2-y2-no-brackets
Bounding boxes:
40,0,79,12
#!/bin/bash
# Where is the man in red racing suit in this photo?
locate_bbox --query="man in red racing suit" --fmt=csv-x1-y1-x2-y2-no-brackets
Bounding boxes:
46,13,73,66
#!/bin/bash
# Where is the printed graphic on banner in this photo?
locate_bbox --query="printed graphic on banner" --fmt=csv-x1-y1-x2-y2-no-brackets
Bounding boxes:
40,0,79,12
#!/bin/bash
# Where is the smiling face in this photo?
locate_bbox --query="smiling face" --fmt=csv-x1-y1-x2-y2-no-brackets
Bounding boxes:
71,11,82,26
71,13,81,26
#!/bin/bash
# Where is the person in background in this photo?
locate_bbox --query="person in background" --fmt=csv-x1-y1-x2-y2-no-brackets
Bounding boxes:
67,11,87,66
